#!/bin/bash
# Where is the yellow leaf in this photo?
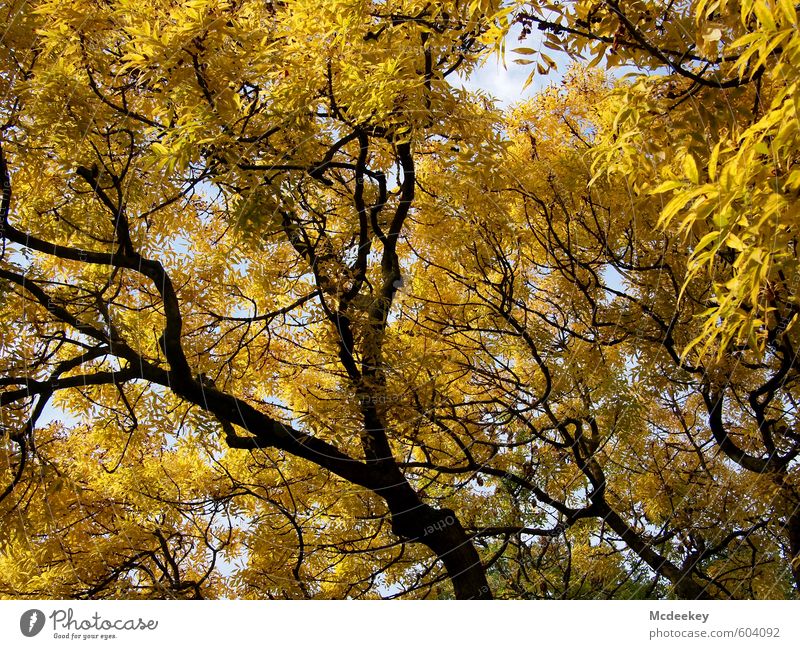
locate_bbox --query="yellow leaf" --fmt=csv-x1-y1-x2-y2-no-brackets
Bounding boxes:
682,153,700,184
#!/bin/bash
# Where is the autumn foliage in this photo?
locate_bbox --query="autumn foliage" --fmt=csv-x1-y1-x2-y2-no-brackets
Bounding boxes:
0,0,798,599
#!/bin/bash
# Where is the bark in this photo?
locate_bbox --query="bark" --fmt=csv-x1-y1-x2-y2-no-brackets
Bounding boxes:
599,504,710,599
388,499,491,599
785,501,800,592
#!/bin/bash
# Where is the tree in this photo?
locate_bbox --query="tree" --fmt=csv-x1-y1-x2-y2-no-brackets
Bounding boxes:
503,0,800,594
0,0,797,600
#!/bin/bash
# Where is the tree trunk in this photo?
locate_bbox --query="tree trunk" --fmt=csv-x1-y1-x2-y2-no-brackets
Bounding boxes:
384,485,492,599
786,503,800,593
417,507,492,599
600,504,710,599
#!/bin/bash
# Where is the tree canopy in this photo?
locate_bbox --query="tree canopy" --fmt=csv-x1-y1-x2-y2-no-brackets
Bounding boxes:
0,0,798,599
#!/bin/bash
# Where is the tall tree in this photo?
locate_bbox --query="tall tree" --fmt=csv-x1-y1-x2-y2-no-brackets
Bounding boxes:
501,0,800,593
0,0,797,599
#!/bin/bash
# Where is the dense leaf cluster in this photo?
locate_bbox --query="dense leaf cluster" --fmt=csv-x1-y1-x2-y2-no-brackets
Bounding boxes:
0,0,797,599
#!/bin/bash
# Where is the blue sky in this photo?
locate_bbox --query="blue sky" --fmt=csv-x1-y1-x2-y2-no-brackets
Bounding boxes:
457,25,567,107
